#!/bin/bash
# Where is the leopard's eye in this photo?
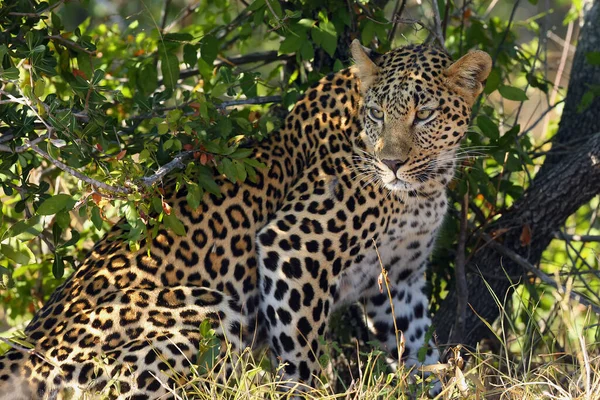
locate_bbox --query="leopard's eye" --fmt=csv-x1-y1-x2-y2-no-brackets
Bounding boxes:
368,107,384,122
415,109,434,122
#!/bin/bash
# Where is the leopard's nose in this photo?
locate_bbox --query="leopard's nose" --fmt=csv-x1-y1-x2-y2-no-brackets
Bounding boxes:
382,159,407,174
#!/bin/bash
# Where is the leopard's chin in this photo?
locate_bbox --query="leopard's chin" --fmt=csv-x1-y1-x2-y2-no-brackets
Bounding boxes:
382,178,414,192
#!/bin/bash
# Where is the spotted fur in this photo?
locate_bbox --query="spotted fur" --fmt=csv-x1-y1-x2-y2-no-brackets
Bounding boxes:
0,41,491,399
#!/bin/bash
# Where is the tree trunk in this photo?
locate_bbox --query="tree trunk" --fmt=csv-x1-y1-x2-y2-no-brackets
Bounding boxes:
433,0,600,349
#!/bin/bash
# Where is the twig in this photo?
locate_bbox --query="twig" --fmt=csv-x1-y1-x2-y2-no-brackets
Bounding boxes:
0,134,46,153
0,337,57,367
139,151,194,187
555,232,600,243
518,101,565,138
7,0,64,17
482,233,600,315
388,17,437,38
160,0,172,31
346,0,357,34
451,191,470,343
543,21,574,135
387,0,407,42
217,95,281,108
264,0,282,29
158,51,287,86
47,35,96,55
491,0,520,68
429,0,445,47
29,144,132,195
472,0,520,116
165,3,202,32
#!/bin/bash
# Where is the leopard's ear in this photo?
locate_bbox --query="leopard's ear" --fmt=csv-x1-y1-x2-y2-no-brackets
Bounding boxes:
444,50,492,104
351,39,379,93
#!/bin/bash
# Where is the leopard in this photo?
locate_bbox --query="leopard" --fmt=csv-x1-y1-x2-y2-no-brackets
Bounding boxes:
0,40,491,399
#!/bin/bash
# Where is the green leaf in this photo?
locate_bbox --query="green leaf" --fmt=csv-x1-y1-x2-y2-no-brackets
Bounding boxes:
0,67,19,80
240,73,257,98
164,213,187,236
197,58,213,82
498,85,528,101
55,210,71,229
1,244,31,265
361,20,376,45
279,32,304,54
477,115,499,140
484,69,500,94
183,44,198,67
245,164,258,183
300,41,314,60
5,217,42,239
37,194,74,215
230,147,254,159
220,158,237,182
198,167,222,197
248,0,265,11
52,253,65,279
160,51,179,91
233,159,247,182
186,183,203,210
197,335,221,375
91,206,103,230
138,63,158,96
243,158,267,169
318,21,337,57
163,32,193,42
76,51,93,79
200,35,219,65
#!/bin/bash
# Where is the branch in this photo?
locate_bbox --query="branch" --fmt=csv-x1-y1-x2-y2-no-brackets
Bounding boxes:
0,134,48,153
554,232,600,243
7,0,64,17
217,95,282,109
490,0,520,68
481,232,600,315
139,151,194,187
47,35,96,55
160,0,172,31
429,0,445,47
166,51,287,85
165,3,202,32
28,144,132,195
387,0,407,42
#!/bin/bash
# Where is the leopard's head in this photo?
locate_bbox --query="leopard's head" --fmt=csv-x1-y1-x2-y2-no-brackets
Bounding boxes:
351,40,491,194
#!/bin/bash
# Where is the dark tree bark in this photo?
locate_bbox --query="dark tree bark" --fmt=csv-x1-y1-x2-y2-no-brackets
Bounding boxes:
433,0,600,349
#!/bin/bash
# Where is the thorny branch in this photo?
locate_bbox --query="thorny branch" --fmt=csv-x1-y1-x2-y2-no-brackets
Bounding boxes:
429,0,445,47
555,232,600,243
28,144,132,195
481,232,600,315
387,0,407,42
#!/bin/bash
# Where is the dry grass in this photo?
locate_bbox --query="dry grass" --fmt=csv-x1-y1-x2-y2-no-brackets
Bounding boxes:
154,279,600,400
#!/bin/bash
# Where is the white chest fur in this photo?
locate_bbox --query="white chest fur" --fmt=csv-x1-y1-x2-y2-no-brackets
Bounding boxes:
336,193,448,306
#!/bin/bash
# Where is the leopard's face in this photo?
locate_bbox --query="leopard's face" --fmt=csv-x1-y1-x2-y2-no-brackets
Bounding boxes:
351,42,492,194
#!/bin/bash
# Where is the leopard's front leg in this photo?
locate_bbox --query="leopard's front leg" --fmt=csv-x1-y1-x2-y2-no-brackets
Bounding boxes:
256,222,335,388
364,259,439,370
255,197,360,390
